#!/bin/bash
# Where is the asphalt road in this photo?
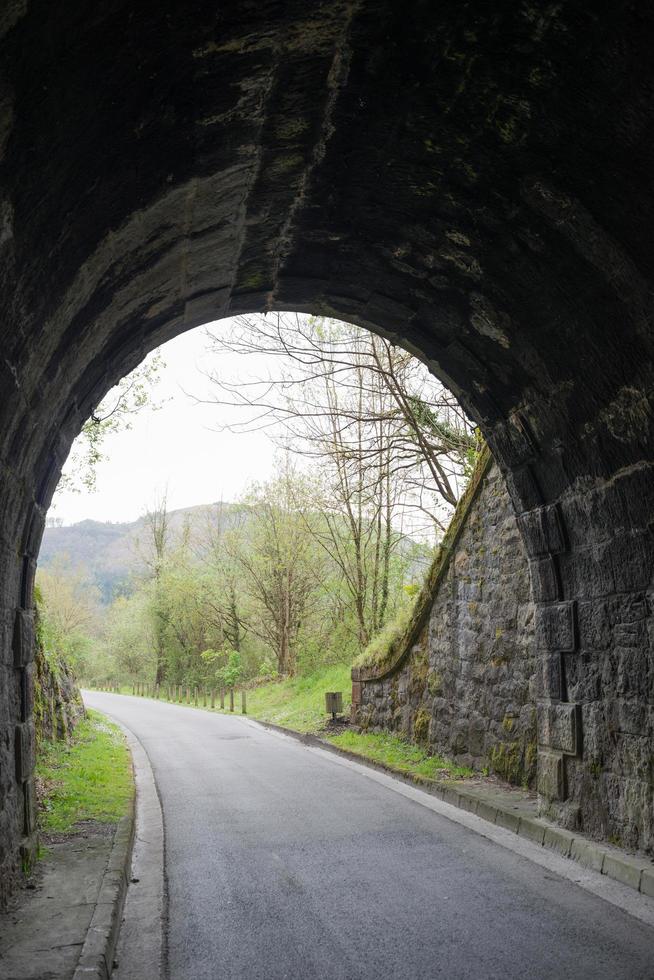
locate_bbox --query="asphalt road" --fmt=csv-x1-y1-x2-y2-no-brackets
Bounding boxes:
85,693,654,980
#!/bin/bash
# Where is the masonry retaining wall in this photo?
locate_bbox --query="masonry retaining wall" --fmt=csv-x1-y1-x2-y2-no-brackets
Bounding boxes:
352,451,538,786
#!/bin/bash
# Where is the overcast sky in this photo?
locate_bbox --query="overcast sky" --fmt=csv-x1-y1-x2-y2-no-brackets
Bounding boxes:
50,320,278,525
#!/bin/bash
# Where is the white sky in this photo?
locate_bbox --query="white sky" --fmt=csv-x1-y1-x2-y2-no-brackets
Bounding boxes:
50,320,278,525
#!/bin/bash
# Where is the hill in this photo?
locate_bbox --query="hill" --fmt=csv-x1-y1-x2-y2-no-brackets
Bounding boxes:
39,502,245,603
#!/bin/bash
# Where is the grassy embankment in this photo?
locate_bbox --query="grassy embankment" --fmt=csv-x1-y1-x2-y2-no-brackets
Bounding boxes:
36,708,133,833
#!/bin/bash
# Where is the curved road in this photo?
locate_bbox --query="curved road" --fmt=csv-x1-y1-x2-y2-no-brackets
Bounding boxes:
85,692,654,980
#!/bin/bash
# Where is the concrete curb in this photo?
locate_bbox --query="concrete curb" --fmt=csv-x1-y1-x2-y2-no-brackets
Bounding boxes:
72,748,136,979
248,717,654,900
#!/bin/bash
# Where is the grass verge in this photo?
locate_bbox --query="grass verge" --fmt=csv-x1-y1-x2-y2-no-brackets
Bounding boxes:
324,730,473,780
240,664,352,733
36,708,133,834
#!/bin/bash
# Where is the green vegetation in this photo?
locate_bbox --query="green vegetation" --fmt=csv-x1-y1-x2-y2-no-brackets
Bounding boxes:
355,446,491,676
39,314,482,792
220,664,352,733
36,709,132,833
325,730,473,780
412,706,431,744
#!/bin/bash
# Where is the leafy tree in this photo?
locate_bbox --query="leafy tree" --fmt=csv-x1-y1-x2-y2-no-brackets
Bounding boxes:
36,562,101,676
56,351,166,495
227,461,323,676
202,648,242,689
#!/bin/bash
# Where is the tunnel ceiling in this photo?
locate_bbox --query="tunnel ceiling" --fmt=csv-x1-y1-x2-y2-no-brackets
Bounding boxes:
0,0,653,505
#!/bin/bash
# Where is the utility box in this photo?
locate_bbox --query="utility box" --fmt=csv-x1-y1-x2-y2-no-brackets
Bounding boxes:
325,691,343,720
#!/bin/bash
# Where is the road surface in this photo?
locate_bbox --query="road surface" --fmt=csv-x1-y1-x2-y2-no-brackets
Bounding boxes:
84,692,654,980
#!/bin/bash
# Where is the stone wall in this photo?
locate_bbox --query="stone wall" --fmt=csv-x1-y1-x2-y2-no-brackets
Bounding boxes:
33,615,84,746
353,451,538,786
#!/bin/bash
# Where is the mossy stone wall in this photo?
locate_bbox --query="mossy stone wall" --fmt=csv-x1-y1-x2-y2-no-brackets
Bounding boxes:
356,461,537,786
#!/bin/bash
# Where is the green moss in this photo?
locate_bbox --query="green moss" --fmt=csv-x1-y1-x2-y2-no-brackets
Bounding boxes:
268,153,304,176
353,601,415,673
501,715,515,733
589,759,602,779
490,741,523,784
239,271,268,291
413,707,431,744
427,671,443,696
275,118,309,140
326,730,473,780
408,654,428,700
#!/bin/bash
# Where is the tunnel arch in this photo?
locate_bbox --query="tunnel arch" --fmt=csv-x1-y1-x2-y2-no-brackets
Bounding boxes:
1,0,654,896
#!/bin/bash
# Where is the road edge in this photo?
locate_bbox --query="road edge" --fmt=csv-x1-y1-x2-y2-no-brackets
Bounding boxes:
71,736,136,980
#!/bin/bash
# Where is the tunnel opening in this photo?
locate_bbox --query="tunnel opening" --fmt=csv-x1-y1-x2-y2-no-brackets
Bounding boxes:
1,0,653,906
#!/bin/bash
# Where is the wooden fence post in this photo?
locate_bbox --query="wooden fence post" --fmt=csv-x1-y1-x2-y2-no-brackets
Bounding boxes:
241,690,247,714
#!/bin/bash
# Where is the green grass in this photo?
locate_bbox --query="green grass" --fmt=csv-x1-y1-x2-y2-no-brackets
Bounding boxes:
325,730,473,780
240,664,352,733
36,708,133,833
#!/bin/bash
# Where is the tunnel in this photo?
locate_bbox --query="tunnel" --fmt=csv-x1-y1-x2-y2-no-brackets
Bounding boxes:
0,0,653,899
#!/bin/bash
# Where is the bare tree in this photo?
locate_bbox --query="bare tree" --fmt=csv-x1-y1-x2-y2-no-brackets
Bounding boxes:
225,463,321,676
200,313,477,538
137,492,170,685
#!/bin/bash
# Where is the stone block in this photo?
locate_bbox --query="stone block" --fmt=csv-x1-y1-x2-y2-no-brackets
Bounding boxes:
529,557,561,602
438,785,462,808
22,777,35,835
492,413,537,465
20,663,34,722
458,792,479,815
535,601,577,652
518,504,567,558
518,816,546,845
504,464,542,511
21,504,45,560
14,720,35,782
19,557,37,608
535,654,563,700
640,867,654,898
495,807,521,833
12,608,34,667
543,825,574,857
537,749,565,800
476,800,499,824
570,838,605,873
537,702,579,754
602,852,645,891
